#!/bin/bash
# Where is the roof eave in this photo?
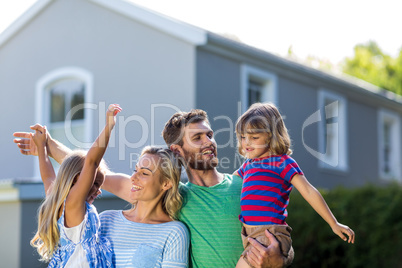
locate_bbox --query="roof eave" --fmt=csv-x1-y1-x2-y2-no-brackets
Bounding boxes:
89,0,207,45
0,0,53,49
205,32,402,107
0,0,207,49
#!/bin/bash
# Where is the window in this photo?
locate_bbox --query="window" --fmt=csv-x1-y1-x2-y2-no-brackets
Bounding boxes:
248,80,263,106
35,67,94,178
241,65,277,112
378,109,401,181
317,90,348,171
46,79,86,145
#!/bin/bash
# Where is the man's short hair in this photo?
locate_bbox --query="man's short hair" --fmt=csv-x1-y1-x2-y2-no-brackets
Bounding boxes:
162,109,210,147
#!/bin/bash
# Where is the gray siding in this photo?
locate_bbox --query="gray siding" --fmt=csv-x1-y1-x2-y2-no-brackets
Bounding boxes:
347,102,379,186
196,48,241,173
276,78,322,186
20,200,47,268
277,77,386,188
2,0,196,180
195,40,402,189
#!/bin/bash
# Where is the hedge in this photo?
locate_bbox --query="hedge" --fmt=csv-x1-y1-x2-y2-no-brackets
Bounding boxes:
286,183,402,268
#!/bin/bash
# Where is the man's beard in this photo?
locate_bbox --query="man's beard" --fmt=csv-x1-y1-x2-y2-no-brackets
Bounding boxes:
182,149,219,171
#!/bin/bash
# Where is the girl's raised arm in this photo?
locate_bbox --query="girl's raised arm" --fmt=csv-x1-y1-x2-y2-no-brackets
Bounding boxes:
32,125,56,195
65,104,122,227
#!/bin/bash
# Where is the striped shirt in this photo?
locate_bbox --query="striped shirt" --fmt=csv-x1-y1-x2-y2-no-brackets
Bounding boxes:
99,210,189,267
237,154,303,225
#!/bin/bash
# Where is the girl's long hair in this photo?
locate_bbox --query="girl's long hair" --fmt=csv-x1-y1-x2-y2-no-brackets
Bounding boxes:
236,102,292,156
132,146,183,220
30,151,86,262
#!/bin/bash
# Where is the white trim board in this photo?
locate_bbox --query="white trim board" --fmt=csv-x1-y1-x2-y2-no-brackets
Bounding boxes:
0,0,53,48
0,0,207,49
89,0,207,45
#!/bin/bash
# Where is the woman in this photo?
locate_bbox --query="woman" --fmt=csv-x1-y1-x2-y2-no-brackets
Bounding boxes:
14,125,189,267
100,146,189,267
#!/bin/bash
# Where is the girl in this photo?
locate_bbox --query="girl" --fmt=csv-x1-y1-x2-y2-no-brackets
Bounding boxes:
235,102,355,268
30,104,122,267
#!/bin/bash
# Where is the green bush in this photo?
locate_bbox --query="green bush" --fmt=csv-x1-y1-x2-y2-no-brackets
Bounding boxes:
286,183,402,268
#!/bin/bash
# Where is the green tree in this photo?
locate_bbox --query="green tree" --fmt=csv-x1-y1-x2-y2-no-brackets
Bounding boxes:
342,41,402,96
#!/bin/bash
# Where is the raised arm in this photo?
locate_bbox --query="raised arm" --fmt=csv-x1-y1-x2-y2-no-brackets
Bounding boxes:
32,126,56,194
291,174,355,243
65,104,122,227
14,123,133,202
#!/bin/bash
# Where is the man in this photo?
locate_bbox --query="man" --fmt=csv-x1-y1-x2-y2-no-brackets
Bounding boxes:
162,109,290,267
14,109,287,268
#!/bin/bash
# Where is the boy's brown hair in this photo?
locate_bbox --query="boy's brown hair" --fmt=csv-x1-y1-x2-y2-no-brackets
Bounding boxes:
235,102,292,156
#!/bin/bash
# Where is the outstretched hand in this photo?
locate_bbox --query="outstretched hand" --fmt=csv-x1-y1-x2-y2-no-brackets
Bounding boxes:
332,222,355,244
246,230,286,268
13,124,46,156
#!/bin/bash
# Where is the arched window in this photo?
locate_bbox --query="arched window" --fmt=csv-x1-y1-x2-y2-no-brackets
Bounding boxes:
35,67,94,177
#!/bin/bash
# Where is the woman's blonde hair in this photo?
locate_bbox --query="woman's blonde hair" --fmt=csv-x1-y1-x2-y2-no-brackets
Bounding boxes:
132,146,183,220
31,150,107,262
235,102,292,156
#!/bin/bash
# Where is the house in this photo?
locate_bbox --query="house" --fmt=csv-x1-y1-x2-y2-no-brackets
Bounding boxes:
0,0,401,267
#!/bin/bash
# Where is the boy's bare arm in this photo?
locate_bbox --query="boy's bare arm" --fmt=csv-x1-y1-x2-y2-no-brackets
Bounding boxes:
292,174,355,243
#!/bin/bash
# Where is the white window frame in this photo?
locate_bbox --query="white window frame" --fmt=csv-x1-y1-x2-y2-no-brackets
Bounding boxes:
317,90,348,171
240,65,277,112
378,109,401,181
34,67,94,179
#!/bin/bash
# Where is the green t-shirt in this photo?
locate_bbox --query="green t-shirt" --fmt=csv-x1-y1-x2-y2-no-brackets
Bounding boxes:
178,174,243,267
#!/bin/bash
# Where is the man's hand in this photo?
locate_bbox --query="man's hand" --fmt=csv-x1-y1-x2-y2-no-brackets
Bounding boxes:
13,124,45,156
246,230,286,268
